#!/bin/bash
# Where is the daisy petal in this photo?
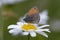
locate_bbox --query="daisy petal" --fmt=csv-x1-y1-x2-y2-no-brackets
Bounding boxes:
38,29,51,32
9,29,22,35
36,30,48,38
39,10,48,24
22,32,29,35
8,25,17,29
38,25,50,28
17,22,23,25
9,29,18,35
29,31,36,37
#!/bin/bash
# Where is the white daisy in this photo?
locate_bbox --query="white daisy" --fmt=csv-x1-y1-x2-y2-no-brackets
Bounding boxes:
8,22,50,37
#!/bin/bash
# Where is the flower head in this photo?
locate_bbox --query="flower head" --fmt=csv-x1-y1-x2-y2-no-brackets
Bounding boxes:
8,22,50,37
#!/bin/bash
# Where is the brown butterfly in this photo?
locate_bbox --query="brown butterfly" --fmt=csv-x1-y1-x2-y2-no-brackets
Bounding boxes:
23,6,40,23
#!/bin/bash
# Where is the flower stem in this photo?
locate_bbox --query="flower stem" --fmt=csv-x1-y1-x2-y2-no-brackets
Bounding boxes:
28,34,30,40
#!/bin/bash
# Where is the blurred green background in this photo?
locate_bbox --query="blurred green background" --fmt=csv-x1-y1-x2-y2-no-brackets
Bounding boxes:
0,0,60,40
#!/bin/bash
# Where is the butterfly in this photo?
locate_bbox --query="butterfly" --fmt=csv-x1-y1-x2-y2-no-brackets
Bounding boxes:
23,6,40,23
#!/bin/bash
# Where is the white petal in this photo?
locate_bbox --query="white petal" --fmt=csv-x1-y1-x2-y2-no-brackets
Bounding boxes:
17,22,23,25
9,29,19,35
22,32,29,35
36,30,48,38
16,22,25,28
29,31,36,37
39,10,49,24
38,29,51,32
9,29,22,35
8,25,22,30
8,25,18,29
38,25,50,28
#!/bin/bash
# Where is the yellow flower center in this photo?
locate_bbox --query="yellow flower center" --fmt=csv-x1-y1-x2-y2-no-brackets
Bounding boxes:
22,23,37,31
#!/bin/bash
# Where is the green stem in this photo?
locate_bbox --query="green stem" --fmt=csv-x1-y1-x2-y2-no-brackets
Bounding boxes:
28,34,30,40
